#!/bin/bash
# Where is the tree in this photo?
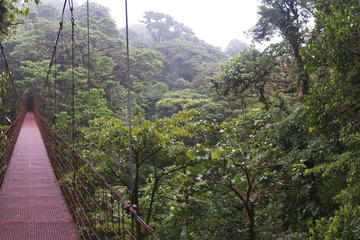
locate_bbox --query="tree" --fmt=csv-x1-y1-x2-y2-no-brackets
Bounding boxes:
153,37,225,89
0,0,40,37
211,49,276,110
127,23,154,47
309,205,360,240
304,0,360,236
142,11,194,43
251,0,314,96
89,110,207,239
225,39,249,57
187,107,286,239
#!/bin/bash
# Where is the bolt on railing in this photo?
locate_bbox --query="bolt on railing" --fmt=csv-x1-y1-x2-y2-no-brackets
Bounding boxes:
33,105,158,240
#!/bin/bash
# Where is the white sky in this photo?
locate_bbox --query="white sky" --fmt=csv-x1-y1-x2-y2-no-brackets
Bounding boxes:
77,0,261,50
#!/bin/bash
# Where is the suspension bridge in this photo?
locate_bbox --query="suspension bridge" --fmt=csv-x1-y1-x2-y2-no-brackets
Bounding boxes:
0,0,158,239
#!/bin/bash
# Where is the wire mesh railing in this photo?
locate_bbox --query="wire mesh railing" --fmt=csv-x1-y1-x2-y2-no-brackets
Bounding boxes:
33,104,158,240
0,109,26,187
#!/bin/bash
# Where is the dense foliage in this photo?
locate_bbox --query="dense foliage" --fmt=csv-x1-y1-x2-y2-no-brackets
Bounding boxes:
1,1,360,239
0,0,40,36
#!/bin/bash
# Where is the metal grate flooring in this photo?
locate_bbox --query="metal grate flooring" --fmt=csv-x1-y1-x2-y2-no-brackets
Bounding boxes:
0,112,79,240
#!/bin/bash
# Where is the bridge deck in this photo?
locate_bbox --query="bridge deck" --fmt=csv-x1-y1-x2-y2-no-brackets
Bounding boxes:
0,112,79,240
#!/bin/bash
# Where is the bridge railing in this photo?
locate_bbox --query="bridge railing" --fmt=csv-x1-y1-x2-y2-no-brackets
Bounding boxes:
0,109,26,187
33,106,158,240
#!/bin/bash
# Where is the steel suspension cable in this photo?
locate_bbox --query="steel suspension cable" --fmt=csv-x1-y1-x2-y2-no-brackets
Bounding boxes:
125,0,134,202
87,0,92,161
54,53,57,120
0,41,20,104
0,47,2,70
39,0,68,103
53,52,58,164
47,54,52,118
0,45,5,120
69,0,75,147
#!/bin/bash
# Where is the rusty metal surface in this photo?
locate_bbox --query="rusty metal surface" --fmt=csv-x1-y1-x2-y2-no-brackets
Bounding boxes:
0,112,79,240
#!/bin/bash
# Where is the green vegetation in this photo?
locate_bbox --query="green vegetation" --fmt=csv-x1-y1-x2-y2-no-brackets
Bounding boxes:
0,0,40,36
1,0,360,239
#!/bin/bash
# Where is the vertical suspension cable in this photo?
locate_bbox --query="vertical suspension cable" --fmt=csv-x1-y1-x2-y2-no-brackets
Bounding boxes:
39,0,67,103
54,53,57,121
0,42,20,105
0,46,3,73
54,53,57,163
87,0,92,161
0,45,3,91
0,46,4,121
68,0,77,214
48,59,52,119
125,0,133,202
69,0,75,147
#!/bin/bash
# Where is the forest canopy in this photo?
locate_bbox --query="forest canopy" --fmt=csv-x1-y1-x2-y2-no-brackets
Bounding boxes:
1,0,360,239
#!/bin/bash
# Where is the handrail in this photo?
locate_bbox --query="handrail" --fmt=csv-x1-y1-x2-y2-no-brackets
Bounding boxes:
33,104,158,240
0,109,26,187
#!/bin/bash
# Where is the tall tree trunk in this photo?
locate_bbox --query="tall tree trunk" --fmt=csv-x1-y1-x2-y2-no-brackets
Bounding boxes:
293,45,309,96
246,204,256,240
146,177,159,225
258,84,269,110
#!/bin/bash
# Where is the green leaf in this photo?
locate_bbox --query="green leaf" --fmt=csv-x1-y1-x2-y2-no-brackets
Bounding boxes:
212,149,222,160
25,8,31,16
186,149,197,160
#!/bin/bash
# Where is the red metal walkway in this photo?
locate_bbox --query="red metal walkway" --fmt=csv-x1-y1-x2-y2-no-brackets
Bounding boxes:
0,112,79,240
